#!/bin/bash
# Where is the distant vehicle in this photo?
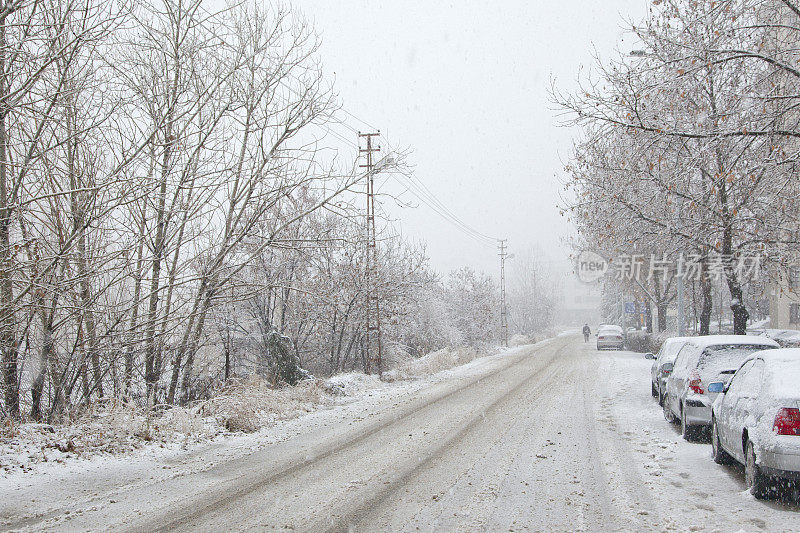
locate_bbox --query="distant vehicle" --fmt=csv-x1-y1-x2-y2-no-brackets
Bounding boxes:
766,329,800,348
650,336,692,406
710,348,800,498
596,325,624,350
663,335,780,441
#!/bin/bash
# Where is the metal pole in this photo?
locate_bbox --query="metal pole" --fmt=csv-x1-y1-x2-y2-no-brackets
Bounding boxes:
499,240,508,347
677,274,685,336
676,196,685,336
359,131,382,374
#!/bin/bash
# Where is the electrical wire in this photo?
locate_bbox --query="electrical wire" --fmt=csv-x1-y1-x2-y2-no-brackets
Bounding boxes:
275,70,501,248
388,170,498,248
319,115,500,248
397,170,497,243
186,8,502,251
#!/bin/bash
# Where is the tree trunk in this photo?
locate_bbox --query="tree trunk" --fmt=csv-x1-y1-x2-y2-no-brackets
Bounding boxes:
657,301,667,332
717,148,749,334
31,299,57,420
700,273,712,335
144,142,170,406
727,275,749,334
722,237,749,335
0,20,19,418
125,215,146,399
179,292,213,404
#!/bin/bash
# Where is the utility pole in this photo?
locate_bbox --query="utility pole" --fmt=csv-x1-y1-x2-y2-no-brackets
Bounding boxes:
499,239,509,347
359,131,382,374
677,273,685,336
676,197,686,336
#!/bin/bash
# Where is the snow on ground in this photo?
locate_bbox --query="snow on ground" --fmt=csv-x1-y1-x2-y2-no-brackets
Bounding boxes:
0,377,330,475
0,338,555,529
5,336,798,532
595,346,800,532
0,342,546,480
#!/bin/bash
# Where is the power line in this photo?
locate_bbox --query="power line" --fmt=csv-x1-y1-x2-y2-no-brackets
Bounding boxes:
388,170,497,247
400,170,497,242
342,108,379,132
277,66,499,248
389,173,493,246
283,74,499,249
319,119,499,249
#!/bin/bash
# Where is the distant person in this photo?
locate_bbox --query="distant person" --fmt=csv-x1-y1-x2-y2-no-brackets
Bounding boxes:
582,324,591,342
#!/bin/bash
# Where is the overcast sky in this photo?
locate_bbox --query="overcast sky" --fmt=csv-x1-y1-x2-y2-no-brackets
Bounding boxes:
292,0,648,277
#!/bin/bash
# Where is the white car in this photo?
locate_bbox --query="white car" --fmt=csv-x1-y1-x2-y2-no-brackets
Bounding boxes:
650,336,692,406
710,348,800,498
663,335,779,441
596,325,624,350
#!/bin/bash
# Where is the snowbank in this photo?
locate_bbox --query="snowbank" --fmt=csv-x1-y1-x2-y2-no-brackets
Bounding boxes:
383,346,492,381
1,376,340,475
323,372,382,397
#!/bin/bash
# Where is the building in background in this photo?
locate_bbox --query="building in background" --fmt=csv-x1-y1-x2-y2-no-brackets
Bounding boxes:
769,266,800,329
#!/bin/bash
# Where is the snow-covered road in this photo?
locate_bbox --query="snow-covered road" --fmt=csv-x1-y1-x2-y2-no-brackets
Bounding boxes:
3,335,800,532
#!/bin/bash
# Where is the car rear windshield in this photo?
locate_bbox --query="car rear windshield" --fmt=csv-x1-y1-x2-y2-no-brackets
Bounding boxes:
696,345,773,376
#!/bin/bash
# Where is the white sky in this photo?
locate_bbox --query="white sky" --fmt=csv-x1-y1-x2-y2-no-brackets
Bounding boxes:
292,0,648,277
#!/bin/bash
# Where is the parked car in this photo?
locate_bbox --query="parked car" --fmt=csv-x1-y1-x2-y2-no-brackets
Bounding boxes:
767,329,800,348
663,335,779,441
710,348,800,498
650,336,692,406
596,325,624,350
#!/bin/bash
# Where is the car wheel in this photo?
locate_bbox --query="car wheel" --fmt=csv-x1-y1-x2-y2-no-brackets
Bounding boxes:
711,418,734,465
658,389,664,407
651,382,658,397
681,403,696,441
745,441,769,499
663,395,676,424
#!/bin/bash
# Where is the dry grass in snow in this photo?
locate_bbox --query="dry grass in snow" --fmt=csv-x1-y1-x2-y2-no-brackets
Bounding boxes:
0,376,334,474
383,346,488,381
1,337,545,475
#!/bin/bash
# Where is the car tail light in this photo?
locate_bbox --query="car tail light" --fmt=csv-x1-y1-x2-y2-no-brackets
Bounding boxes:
599,336,605,340
688,370,704,394
773,408,800,436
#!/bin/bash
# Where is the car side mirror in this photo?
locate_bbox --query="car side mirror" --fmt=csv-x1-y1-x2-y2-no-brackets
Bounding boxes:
707,381,725,394
644,352,655,360
660,362,673,374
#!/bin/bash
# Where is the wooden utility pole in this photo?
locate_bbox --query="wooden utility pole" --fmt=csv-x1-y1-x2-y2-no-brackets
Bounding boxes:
359,131,382,374
499,239,509,347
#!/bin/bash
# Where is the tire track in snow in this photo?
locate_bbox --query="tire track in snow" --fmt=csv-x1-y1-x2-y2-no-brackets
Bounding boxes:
321,341,572,532
379,344,573,532
141,338,571,532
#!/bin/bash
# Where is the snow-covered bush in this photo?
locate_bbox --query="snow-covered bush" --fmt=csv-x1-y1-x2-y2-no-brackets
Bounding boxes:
383,346,485,381
322,373,381,396
199,376,326,433
509,334,534,347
